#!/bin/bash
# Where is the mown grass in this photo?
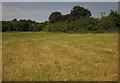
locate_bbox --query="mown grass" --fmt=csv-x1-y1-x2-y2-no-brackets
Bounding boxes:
2,32,118,81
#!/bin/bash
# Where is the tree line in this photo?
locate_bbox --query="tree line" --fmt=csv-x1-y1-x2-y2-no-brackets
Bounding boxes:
2,19,45,32
2,5,120,33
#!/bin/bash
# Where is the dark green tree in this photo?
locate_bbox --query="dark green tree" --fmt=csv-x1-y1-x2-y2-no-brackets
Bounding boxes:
11,18,19,31
70,5,91,18
49,11,62,23
19,19,29,31
109,10,120,28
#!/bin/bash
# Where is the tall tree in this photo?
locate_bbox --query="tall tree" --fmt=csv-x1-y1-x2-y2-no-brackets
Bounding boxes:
109,10,120,28
49,11,62,23
70,5,91,18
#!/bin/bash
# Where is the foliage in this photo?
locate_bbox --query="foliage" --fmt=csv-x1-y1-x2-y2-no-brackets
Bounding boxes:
2,19,44,32
70,5,91,18
2,6,119,33
96,16,117,33
44,17,99,33
109,10,120,30
48,11,62,23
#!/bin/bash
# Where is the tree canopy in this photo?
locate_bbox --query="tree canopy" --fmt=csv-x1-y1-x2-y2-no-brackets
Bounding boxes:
48,11,62,23
2,5,120,33
70,5,91,18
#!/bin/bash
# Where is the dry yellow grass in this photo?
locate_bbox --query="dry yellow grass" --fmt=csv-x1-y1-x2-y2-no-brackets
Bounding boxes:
2,32,118,81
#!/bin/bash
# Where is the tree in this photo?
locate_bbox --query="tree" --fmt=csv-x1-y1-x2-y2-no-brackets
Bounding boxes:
11,18,19,31
2,21,12,32
109,10,120,28
48,11,62,23
19,19,29,31
96,16,116,33
70,5,91,18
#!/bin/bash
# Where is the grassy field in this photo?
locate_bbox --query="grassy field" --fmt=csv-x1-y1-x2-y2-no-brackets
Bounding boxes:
2,32,118,81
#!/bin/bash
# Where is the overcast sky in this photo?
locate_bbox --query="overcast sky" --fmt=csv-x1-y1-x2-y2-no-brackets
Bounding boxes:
2,2,118,22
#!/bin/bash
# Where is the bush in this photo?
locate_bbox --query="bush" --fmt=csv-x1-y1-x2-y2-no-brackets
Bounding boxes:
43,17,99,33
96,16,117,33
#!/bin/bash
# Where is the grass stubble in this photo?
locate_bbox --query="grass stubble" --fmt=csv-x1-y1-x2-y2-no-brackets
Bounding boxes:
2,32,118,81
